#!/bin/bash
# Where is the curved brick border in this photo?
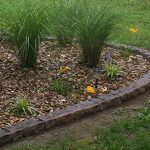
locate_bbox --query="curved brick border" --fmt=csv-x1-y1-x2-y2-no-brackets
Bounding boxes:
0,43,150,146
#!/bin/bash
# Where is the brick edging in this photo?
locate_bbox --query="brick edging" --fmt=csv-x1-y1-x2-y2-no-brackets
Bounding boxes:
106,42,150,60
0,43,150,146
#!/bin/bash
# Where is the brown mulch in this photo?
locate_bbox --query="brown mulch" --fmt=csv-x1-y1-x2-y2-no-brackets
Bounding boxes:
0,41,150,127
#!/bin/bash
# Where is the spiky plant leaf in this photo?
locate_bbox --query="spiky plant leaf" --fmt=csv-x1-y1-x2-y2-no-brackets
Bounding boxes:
76,1,115,67
1,0,50,68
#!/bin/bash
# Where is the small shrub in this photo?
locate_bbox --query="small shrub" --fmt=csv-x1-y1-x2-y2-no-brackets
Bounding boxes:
52,79,73,96
13,95,35,115
103,64,123,80
76,3,115,67
1,0,50,68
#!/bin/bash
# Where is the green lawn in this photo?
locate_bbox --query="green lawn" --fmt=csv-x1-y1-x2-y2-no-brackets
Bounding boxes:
0,0,150,49
10,101,150,150
97,0,150,49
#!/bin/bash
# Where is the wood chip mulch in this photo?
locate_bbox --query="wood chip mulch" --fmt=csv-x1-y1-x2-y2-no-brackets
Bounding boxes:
0,41,150,127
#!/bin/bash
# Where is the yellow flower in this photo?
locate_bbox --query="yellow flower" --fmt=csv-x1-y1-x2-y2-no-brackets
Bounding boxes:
59,66,71,74
86,86,96,94
130,28,138,33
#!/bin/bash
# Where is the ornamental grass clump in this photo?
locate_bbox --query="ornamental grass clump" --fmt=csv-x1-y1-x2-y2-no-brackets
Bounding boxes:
103,64,123,80
13,95,35,115
52,0,77,47
52,79,73,97
76,4,115,67
1,0,50,68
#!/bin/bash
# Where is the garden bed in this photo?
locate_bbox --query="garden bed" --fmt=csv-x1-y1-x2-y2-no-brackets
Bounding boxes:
0,41,150,128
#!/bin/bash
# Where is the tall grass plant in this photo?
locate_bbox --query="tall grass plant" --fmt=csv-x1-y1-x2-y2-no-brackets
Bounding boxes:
1,0,50,68
51,0,79,47
76,1,115,67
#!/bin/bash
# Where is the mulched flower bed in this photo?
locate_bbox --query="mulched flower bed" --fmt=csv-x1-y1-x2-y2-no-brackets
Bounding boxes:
0,41,150,128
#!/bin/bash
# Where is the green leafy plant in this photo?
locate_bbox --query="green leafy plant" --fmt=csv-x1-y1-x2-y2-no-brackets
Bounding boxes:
52,79,73,96
103,64,123,80
13,95,35,115
76,2,115,67
1,0,50,68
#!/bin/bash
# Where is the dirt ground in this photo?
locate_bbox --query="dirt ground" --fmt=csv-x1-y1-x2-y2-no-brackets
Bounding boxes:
1,90,150,150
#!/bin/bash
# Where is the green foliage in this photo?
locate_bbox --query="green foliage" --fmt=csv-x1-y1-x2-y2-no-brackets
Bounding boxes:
1,0,150,49
1,0,50,68
51,0,78,47
52,79,73,97
118,48,132,58
13,95,35,115
76,2,115,67
103,63,123,80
